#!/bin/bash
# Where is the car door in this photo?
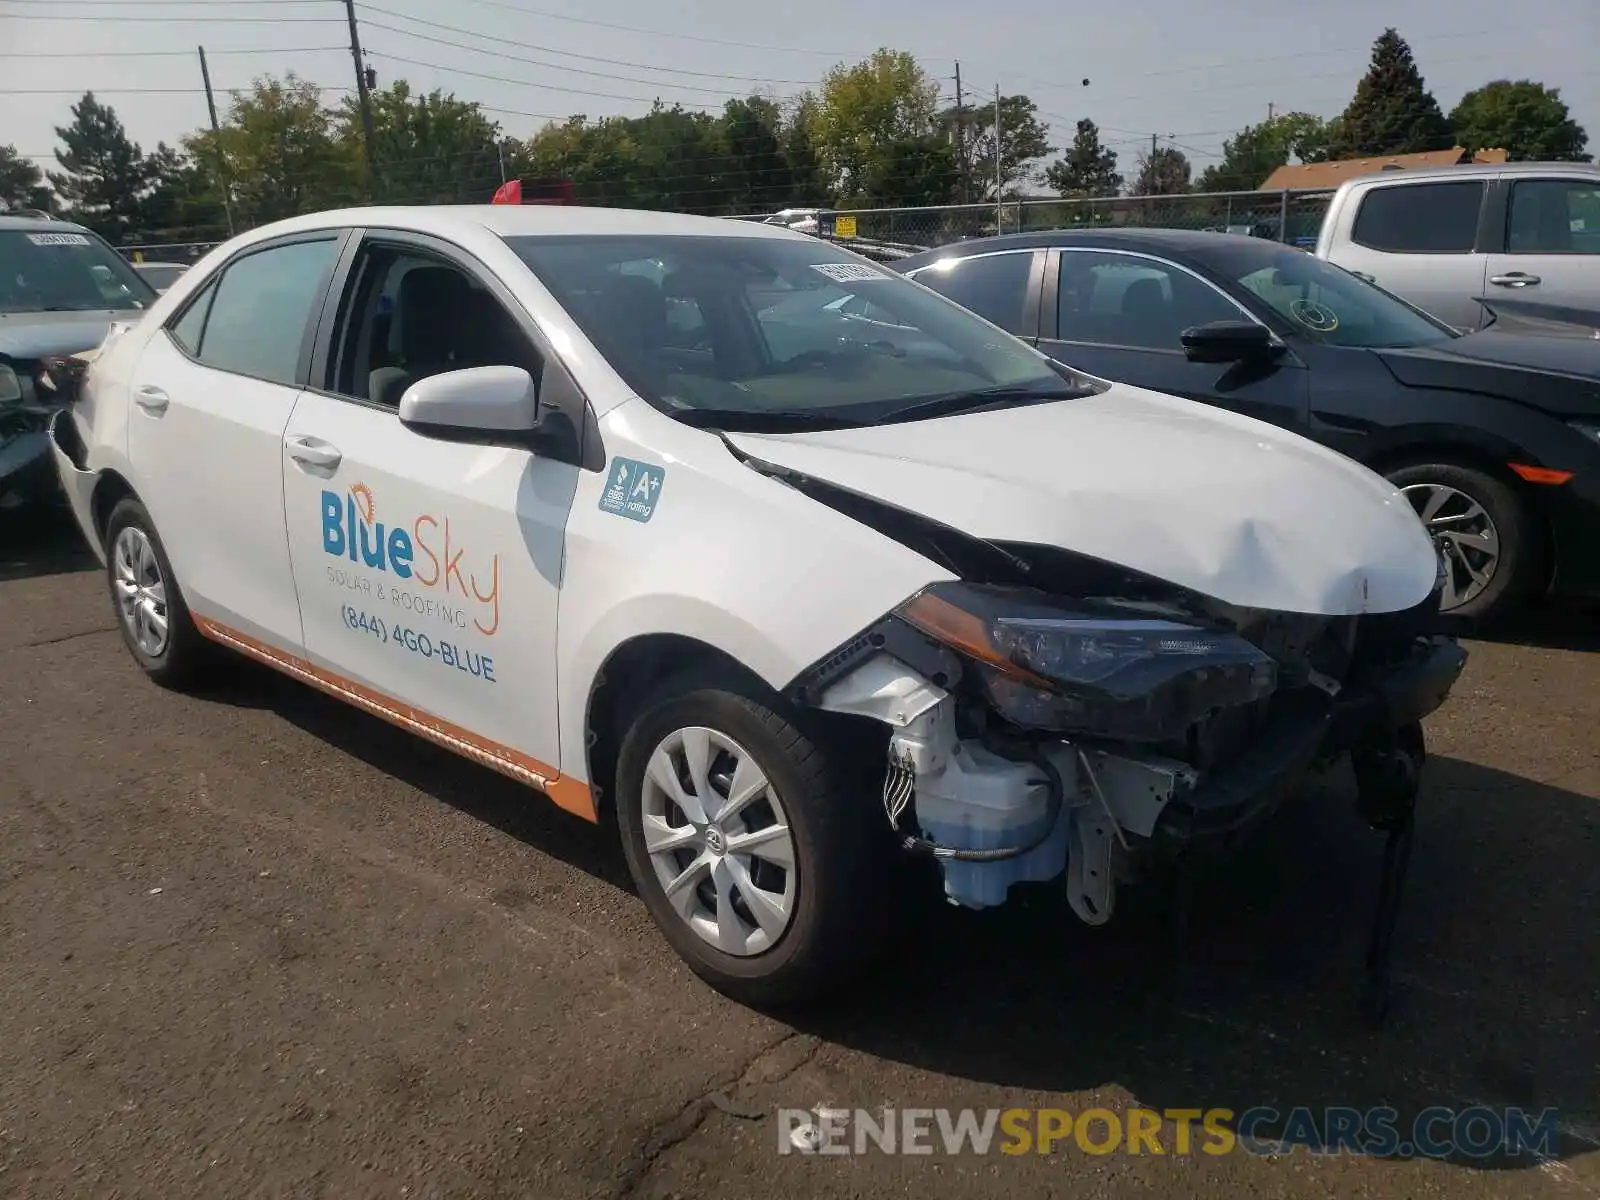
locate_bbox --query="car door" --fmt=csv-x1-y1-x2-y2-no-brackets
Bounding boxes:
1035,247,1310,433
279,230,580,800
124,230,347,650
1483,175,1600,314
904,248,1045,341
1330,179,1491,331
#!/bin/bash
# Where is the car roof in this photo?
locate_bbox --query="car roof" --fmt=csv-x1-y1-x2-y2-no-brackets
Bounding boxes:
0,214,96,234
895,227,1270,269
1334,160,1600,190
233,204,805,245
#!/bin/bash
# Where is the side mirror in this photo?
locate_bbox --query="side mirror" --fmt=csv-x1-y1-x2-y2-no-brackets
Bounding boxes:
1181,320,1279,364
398,365,540,445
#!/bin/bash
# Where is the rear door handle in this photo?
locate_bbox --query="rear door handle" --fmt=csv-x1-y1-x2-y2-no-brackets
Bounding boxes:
1489,272,1541,287
133,384,169,413
284,435,342,470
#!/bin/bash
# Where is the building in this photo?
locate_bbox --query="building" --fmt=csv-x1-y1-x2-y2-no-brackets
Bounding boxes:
1258,146,1509,191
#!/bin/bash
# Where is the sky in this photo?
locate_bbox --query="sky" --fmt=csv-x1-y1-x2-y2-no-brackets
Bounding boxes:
5,0,1598,193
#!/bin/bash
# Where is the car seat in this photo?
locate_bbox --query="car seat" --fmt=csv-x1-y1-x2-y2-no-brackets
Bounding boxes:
368,266,478,406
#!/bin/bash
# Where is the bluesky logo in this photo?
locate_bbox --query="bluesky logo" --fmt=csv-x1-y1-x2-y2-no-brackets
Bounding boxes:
322,485,414,577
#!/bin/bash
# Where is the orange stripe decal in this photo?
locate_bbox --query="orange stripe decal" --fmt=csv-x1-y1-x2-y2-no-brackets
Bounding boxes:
192,616,597,823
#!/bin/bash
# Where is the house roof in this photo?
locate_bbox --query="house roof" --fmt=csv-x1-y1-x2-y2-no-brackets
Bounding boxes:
1259,147,1508,191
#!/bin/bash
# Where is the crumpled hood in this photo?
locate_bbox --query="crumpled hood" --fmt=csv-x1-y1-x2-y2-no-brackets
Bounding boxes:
0,310,125,361
726,384,1439,616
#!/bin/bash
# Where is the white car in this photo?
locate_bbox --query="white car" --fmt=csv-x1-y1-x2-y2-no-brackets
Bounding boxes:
49,204,1466,1006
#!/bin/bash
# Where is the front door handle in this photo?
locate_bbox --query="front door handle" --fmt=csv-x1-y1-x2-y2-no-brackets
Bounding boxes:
284,435,342,470
1489,272,1541,288
133,384,169,413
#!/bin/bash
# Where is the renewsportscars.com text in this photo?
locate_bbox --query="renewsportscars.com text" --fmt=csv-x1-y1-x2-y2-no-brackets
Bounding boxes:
778,1105,1562,1158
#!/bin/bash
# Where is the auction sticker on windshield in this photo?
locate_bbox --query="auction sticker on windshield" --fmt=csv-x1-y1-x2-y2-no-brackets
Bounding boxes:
811,262,887,284
26,232,92,247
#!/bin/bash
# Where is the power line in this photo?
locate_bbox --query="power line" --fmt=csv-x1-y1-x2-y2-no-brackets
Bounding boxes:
0,46,349,58
359,16,816,87
0,12,345,21
366,50,768,106
439,0,860,57
1,86,352,95
357,6,817,85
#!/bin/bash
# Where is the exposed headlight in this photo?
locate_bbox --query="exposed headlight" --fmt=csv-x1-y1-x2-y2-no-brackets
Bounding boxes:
1572,420,1600,448
0,364,20,404
896,582,1277,742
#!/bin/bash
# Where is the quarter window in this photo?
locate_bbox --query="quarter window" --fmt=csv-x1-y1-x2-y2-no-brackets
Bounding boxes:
168,281,215,356
1055,251,1244,350
196,238,339,386
910,252,1034,335
1351,182,1484,254
1506,179,1600,254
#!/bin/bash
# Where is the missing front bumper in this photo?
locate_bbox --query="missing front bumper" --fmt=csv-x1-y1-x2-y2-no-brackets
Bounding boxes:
1153,635,1467,852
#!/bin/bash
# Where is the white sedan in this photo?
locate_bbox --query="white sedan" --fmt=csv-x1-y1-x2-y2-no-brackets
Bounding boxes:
49,204,1462,1005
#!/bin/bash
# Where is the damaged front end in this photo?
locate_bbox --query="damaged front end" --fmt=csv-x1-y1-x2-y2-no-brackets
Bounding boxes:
788,519,1465,941
0,352,92,510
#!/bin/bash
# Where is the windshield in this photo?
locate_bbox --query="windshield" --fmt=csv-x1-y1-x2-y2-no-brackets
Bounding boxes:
1213,243,1458,349
507,233,1088,427
0,229,156,314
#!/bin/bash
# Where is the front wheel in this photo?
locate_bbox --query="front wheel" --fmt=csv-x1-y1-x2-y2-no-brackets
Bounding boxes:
1388,462,1542,622
614,668,896,1007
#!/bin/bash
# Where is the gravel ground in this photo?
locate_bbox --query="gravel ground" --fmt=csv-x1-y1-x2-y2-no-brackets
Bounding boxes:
2,509,1596,1199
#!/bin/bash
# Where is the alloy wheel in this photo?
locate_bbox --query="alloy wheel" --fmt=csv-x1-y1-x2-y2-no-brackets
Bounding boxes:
1402,482,1501,611
112,526,170,658
639,725,797,956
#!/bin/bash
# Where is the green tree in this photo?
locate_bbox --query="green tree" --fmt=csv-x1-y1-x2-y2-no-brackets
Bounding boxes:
47,93,159,240
777,94,829,207
1043,119,1122,198
0,145,50,212
939,94,1053,202
185,73,360,228
1449,80,1590,162
862,135,959,207
717,96,794,214
1326,28,1453,158
137,147,229,242
1196,113,1333,191
1131,145,1191,195
809,49,940,201
344,80,504,203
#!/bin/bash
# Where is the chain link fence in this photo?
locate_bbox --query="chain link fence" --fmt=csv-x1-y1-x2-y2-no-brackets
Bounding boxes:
741,189,1337,258
112,188,1335,263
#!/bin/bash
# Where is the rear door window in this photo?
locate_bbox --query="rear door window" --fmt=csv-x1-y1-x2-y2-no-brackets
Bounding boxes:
1506,179,1600,254
1351,182,1484,254
195,238,340,386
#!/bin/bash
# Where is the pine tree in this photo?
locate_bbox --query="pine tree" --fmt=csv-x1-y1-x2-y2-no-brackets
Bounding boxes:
1043,119,1122,198
1327,29,1453,159
47,92,158,240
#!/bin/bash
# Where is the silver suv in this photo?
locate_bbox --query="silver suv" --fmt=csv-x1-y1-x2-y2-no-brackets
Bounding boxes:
1315,161,1600,330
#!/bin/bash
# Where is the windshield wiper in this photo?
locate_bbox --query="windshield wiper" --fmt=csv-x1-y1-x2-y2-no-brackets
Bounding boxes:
873,382,1089,425
666,406,872,433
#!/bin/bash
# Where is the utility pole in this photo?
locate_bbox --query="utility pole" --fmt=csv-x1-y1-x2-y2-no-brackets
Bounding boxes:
343,0,377,185
993,83,1002,233
953,61,965,205
1267,101,1275,121
197,46,235,237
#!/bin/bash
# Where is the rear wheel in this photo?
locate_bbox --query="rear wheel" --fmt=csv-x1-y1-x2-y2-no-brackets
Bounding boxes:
104,497,210,689
614,667,896,1007
1386,462,1542,622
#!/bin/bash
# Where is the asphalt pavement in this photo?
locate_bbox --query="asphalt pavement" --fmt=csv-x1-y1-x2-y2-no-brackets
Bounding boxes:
1,508,1597,1199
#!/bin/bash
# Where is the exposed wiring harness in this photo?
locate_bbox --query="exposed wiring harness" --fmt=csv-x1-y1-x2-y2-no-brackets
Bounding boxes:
882,750,1068,862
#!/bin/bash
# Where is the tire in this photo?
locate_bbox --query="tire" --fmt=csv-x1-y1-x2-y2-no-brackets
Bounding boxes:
104,497,211,689
1386,461,1542,623
614,666,897,1008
